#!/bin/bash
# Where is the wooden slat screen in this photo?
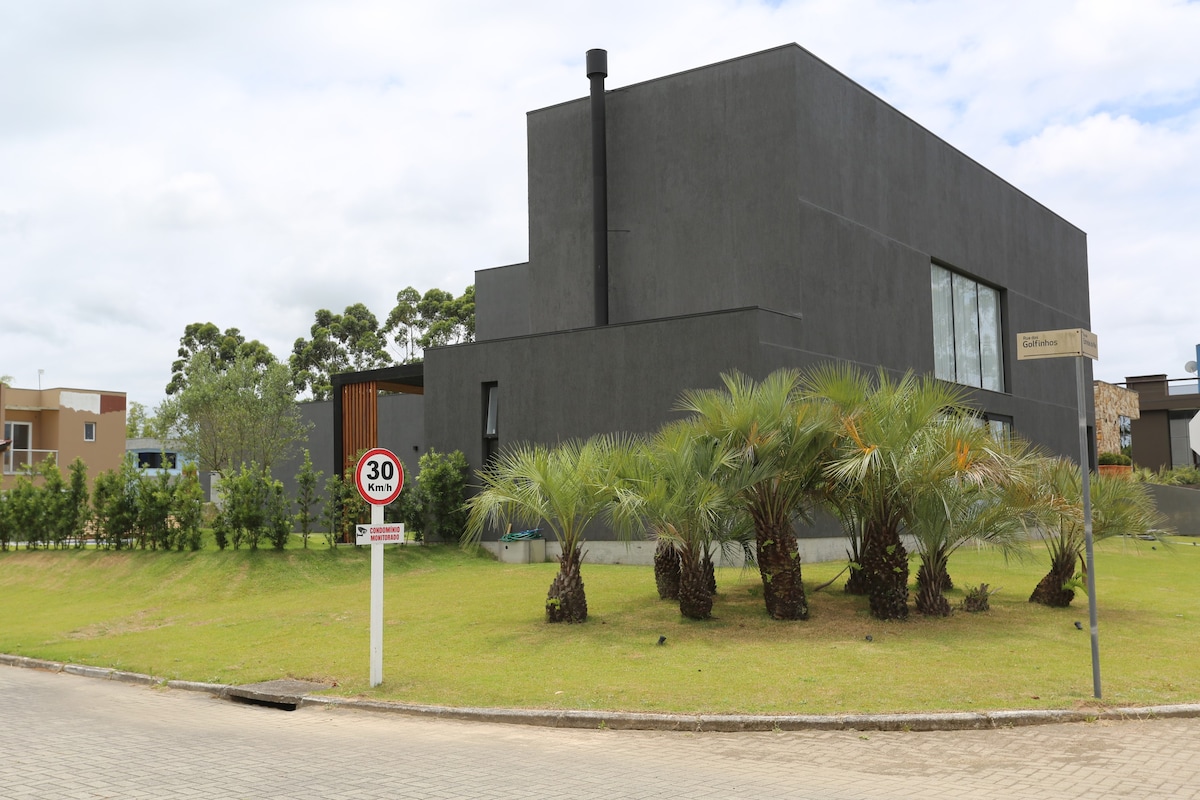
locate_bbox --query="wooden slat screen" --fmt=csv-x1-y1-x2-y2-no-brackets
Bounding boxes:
341,381,378,470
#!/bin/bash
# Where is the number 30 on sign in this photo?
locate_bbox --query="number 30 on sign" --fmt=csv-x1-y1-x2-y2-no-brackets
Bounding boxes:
354,448,405,505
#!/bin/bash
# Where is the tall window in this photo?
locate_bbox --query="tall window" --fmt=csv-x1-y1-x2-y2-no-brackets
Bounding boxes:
931,263,1004,392
84,422,96,442
483,383,499,467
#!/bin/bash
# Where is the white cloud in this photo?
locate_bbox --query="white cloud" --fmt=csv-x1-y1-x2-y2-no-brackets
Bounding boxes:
2,0,1199,403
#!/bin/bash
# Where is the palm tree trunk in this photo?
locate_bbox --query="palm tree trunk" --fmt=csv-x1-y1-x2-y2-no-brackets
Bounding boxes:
914,552,952,617
1030,550,1078,607
861,520,909,620
678,546,714,620
756,519,808,620
546,545,588,623
653,539,681,600
702,548,717,596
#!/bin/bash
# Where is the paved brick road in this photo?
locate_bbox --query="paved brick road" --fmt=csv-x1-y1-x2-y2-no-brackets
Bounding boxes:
2,665,1196,799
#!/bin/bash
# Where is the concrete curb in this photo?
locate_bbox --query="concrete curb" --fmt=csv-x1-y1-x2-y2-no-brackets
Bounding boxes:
5,654,1199,733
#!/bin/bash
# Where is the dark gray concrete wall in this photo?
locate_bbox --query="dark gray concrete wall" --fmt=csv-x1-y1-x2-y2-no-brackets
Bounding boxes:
426,308,790,474
526,44,1089,339
476,262,532,341
1145,484,1200,536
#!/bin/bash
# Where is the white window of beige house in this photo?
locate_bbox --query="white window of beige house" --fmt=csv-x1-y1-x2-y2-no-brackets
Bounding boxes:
84,421,97,442
4,420,32,473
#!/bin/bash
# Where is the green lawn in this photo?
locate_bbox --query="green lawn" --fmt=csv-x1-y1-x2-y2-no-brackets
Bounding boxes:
1,537,1197,715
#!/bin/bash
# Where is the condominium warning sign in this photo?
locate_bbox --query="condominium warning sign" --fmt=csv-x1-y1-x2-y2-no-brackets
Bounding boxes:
1016,328,1098,361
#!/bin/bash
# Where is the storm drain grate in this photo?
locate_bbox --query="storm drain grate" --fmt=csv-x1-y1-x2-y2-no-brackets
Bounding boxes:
225,679,333,711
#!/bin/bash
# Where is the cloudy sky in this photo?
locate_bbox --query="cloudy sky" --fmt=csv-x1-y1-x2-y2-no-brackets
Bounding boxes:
3,0,1199,408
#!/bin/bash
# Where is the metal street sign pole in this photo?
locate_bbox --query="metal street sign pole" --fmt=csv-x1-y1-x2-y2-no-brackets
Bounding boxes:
370,502,384,687
1076,355,1102,699
1018,328,1100,698
353,448,405,689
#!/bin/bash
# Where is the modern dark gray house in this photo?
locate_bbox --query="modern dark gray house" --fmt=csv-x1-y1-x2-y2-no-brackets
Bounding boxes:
308,43,1093,554
424,45,1091,474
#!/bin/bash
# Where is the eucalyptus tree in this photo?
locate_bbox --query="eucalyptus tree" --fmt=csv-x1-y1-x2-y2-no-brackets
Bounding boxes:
464,434,633,623
611,422,742,620
1028,458,1169,607
803,364,980,621
678,370,838,621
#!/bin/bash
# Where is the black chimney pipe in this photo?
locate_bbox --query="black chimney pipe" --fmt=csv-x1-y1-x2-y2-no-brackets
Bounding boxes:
586,48,608,327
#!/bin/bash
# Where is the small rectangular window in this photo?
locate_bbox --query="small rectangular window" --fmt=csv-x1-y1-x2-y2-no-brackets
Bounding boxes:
84,422,96,442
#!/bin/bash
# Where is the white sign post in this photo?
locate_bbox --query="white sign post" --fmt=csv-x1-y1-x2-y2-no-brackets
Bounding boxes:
1018,328,1102,698
354,448,405,688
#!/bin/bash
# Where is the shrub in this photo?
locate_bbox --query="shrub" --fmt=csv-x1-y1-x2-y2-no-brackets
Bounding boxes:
266,479,293,550
1098,452,1131,466
293,449,323,549
174,464,205,551
413,449,469,543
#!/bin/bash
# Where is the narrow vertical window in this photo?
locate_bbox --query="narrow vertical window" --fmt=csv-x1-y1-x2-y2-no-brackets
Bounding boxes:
84,422,96,442
483,383,499,467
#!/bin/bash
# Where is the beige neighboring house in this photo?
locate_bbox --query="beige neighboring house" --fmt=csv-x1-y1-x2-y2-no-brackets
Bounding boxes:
1093,380,1140,456
0,383,127,490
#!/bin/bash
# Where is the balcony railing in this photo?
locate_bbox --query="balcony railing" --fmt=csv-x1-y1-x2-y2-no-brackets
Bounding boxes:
2,449,59,475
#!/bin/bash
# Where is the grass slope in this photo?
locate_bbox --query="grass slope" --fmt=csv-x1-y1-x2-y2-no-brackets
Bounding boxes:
1,537,1197,715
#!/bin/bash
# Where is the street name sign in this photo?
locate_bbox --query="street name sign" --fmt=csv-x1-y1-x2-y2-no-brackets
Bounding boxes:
1016,328,1098,361
355,523,406,545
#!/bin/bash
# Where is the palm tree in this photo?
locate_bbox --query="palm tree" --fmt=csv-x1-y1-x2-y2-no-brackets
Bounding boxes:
463,434,632,623
1028,458,1170,607
904,420,1044,616
803,364,979,621
678,370,837,621
611,422,742,620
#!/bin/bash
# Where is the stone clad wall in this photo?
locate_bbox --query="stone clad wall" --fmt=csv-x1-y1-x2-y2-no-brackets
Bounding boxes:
1094,381,1140,455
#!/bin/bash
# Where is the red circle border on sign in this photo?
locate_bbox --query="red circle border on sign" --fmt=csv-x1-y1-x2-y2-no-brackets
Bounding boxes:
354,447,405,505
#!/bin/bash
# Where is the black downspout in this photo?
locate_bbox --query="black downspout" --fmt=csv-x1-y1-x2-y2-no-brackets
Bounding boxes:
587,48,608,327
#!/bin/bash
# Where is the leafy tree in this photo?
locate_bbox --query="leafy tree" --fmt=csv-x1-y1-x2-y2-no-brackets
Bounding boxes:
294,449,323,548
266,478,293,550
92,459,140,550
173,463,205,551
320,473,348,549
126,402,162,438
0,489,13,550
1028,459,1170,607
37,457,69,548
290,304,393,400
678,370,838,621
413,448,469,542
6,476,41,549
159,352,308,476
383,285,476,363
166,322,274,396
417,286,475,350
382,286,423,363
218,463,271,550
140,470,175,550
464,435,633,623
64,458,91,548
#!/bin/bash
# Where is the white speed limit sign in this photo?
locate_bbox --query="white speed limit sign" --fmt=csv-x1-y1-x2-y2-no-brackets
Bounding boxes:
354,448,405,505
